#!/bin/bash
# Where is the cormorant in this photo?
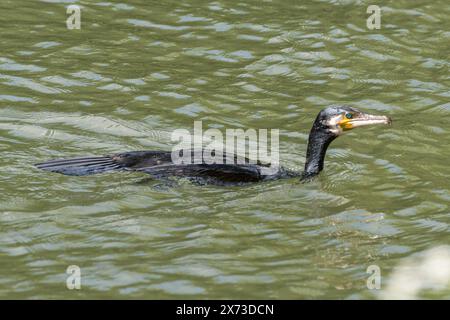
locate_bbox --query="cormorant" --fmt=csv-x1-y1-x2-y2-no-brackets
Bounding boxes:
35,105,392,185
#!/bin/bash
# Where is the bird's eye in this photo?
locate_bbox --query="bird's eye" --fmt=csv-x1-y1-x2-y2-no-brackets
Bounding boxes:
345,113,353,119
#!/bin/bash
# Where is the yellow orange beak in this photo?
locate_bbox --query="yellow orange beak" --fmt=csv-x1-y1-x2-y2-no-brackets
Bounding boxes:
339,113,392,131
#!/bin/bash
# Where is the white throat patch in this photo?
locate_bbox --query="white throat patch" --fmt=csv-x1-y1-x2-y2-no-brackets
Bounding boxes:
327,114,344,135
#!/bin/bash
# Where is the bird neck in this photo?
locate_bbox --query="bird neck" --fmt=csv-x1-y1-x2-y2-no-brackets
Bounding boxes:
303,129,336,179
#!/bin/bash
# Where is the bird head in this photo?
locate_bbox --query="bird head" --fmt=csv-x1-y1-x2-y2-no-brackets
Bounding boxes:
315,105,392,136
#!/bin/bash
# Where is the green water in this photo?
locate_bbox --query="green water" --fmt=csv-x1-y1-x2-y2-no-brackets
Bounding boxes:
0,0,449,299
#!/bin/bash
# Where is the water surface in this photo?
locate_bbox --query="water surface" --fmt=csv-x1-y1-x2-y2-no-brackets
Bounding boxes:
0,0,449,299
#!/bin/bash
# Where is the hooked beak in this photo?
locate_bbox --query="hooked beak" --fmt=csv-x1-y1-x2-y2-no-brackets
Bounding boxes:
339,113,392,130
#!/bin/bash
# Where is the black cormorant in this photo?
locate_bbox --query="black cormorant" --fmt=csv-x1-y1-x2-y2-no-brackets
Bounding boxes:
35,105,392,185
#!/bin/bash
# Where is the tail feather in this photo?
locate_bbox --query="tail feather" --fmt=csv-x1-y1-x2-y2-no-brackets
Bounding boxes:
35,156,122,176
37,157,110,165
